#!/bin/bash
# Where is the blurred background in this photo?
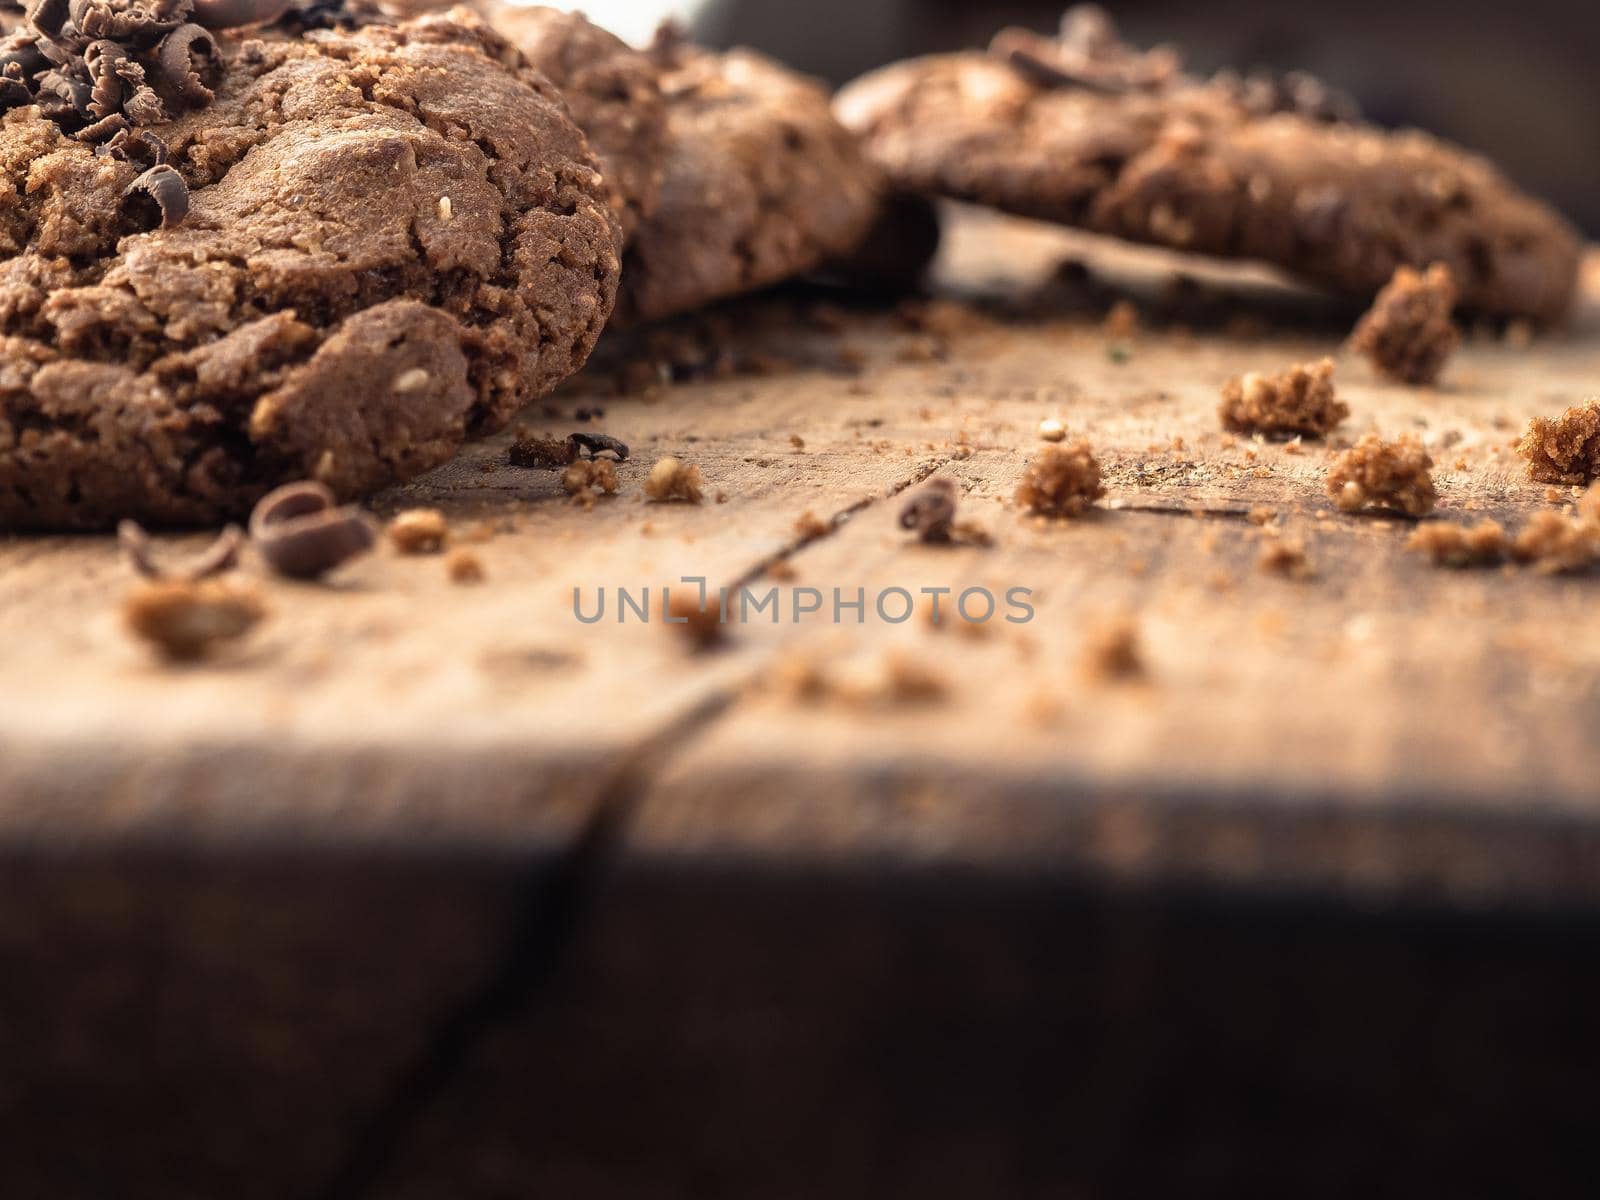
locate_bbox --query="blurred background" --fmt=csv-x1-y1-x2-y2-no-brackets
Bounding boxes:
581,0,1599,236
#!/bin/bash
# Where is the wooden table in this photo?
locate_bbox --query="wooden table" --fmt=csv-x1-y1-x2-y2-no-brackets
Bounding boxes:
4,208,1599,1197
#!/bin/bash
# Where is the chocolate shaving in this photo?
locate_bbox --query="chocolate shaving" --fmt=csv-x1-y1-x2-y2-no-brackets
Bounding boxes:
27,0,71,40
0,0,255,145
118,519,244,580
249,480,378,580
899,478,958,543
568,432,629,462
122,161,188,227
156,19,218,100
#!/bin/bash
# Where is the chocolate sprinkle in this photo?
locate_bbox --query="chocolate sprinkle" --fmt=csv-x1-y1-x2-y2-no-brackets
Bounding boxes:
118,519,244,580
0,0,246,156
568,432,630,462
899,478,958,543
249,481,378,580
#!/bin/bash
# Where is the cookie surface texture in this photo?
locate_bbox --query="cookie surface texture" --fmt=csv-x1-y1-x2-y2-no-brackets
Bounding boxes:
0,15,621,530
615,31,883,325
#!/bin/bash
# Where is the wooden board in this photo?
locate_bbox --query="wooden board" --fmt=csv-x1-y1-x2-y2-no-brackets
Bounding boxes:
4,207,1600,1197
4,207,1598,902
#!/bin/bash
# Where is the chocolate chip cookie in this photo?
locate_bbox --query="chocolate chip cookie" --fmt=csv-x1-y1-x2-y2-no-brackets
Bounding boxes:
484,4,664,242
0,6,621,530
835,6,1581,322
614,25,883,325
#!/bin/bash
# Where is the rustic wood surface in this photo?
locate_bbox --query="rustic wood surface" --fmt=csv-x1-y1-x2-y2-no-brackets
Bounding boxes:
4,206,1599,902
4,206,1600,1199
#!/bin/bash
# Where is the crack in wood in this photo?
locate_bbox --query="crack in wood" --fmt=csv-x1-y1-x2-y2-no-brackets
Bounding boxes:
310,688,738,1200
725,455,951,593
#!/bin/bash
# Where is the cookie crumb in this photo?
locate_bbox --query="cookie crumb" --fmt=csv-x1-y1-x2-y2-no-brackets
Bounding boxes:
876,652,949,705
1038,418,1067,443
389,509,450,554
1246,506,1277,526
667,590,725,650
644,456,705,503
122,579,266,662
1103,299,1140,341
446,550,486,584
562,459,619,506
1218,358,1347,437
1504,319,1535,350
794,510,831,539
1510,510,1600,574
1081,617,1145,683
1518,400,1600,485
1349,264,1460,385
509,432,577,469
1326,434,1437,517
1017,440,1106,516
789,434,807,451
1405,520,1508,567
1256,533,1314,579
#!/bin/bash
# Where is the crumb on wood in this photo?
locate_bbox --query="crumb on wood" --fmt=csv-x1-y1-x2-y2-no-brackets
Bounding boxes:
875,652,949,705
1518,400,1600,485
388,508,449,554
794,510,831,539
895,297,980,343
789,434,806,451
643,456,705,503
1504,319,1534,350
1017,440,1106,517
1256,532,1314,579
895,336,943,364
508,432,576,469
446,549,486,584
1510,509,1600,574
1218,358,1347,438
122,578,266,662
667,590,725,650
1405,519,1508,567
765,650,947,708
1247,506,1277,526
1081,616,1146,683
1038,418,1067,443
563,458,619,505
1103,299,1140,341
1326,433,1436,517
1348,263,1460,385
